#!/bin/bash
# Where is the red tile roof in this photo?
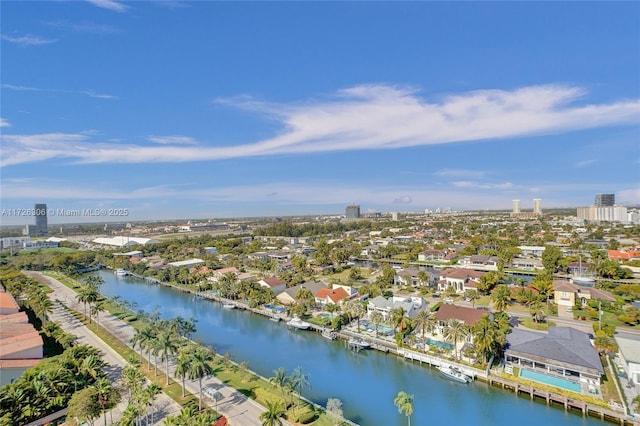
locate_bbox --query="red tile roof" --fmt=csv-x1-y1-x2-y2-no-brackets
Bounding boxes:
316,287,349,303
0,292,20,312
433,304,488,325
261,277,286,288
440,268,485,280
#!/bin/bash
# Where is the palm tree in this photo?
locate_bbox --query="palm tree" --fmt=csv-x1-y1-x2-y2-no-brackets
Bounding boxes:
491,284,511,312
443,319,467,360
344,300,365,332
471,316,497,365
174,348,191,398
131,325,156,367
259,400,285,426
156,331,179,385
290,366,310,411
92,301,105,325
325,303,340,319
464,289,480,308
393,391,414,426
269,367,290,407
93,377,120,426
120,365,145,403
412,309,432,349
186,346,214,411
369,311,384,337
391,307,408,334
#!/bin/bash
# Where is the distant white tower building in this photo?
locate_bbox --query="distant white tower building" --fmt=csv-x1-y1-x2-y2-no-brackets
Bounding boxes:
512,199,521,213
533,198,542,214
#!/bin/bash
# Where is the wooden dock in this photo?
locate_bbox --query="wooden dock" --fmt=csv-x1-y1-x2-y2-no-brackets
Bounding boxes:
486,375,636,426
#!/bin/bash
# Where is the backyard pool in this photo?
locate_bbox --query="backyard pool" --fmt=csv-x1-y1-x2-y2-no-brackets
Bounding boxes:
426,338,454,351
519,369,582,393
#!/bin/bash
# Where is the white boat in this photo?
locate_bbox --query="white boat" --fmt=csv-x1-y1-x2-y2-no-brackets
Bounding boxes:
286,316,311,330
269,316,281,322
572,254,596,286
222,303,236,309
348,337,370,349
322,329,337,340
114,269,128,276
437,365,470,384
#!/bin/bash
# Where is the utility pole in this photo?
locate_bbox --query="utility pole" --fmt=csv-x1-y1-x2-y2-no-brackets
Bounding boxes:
598,300,602,331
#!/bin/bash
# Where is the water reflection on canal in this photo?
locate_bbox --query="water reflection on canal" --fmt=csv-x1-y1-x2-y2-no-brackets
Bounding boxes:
96,270,603,426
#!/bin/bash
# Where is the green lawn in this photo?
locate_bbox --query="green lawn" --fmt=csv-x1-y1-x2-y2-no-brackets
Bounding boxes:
518,317,556,331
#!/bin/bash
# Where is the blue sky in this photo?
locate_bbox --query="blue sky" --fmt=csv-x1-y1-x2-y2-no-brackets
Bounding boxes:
1,1,639,225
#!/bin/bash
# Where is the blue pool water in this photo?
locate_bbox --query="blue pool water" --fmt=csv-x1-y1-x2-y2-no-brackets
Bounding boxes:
319,313,332,319
519,369,582,393
426,338,454,351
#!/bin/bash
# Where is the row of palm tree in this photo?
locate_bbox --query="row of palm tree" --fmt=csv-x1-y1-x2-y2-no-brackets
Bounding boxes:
118,362,162,426
75,274,103,324
267,366,311,421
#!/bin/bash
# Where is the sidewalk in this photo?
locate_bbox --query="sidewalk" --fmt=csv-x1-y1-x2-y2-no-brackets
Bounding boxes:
35,272,285,426
45,294,181,425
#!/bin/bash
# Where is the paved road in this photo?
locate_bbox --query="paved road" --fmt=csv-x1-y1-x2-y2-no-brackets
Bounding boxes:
35,272,288,426
42,283,182,425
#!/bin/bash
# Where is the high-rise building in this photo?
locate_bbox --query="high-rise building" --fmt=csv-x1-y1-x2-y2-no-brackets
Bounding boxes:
345,205,360,219
595,194,615,207
34,203,48,235
512,199,520,213
533,198,542,214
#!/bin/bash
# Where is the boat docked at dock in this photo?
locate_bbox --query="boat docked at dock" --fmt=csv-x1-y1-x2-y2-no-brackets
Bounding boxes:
322,329,337,340
437,365,471,384
222,302,236,309
348,337,370,349
114,268,128,276
287,316,311,330
269,316,281,322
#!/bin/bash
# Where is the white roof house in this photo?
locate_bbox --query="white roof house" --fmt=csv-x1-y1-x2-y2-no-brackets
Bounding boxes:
615,332,640,385
92,236,158,247
167,259,205,268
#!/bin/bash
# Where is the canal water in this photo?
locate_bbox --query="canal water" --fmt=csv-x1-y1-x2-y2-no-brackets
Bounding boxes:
95,270,603,426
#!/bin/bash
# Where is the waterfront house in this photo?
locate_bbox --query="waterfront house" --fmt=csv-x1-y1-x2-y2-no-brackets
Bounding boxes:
257,276,287,295
432,304,489,343
418,249,447,262
208,267,240,283
367,295,425,321
315,287,350,306
510,257,544,271
614,332,640,385
552,279,616,311
437,268,485,293
393,266,431,287
276,280,327,305
505,327,604,387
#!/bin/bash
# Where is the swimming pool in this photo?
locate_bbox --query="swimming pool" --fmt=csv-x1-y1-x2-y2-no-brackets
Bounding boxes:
519,368,582,393
319,313,332,319
426,339,454,351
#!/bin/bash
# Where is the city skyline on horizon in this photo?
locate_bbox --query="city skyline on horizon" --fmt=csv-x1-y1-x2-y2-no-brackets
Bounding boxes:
2,196,637,228
1,2,639,226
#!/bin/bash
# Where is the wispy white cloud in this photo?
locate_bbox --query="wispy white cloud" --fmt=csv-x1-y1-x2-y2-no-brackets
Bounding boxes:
1,84,40,91
1,34,57,46
452,181,514,190
0,118,11,127
80,90,118,99
2,83,117,100
574,159,597,168
45,20,120,35
148,135,198,145
433,168,488,178
85,0,128,12
2,84,639,167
